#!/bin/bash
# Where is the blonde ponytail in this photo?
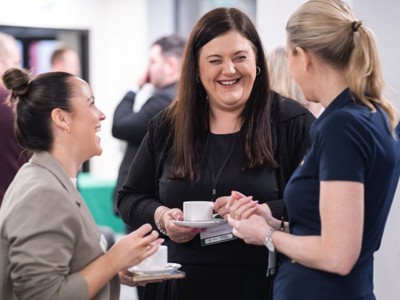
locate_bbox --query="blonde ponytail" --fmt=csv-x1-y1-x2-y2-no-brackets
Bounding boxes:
287,0,398,133
347,25,398,132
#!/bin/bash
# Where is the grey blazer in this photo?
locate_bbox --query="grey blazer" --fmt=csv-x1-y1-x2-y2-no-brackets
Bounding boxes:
0,151,120,300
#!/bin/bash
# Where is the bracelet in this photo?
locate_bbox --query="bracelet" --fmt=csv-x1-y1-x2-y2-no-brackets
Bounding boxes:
155,209,169,236
266,227,276,239
264,227,277,252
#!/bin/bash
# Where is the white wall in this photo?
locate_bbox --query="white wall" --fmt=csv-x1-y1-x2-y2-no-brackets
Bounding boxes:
257,0,356,53
86,0,149,178
148,0,175,46
0,0,148,180
256,0,306,53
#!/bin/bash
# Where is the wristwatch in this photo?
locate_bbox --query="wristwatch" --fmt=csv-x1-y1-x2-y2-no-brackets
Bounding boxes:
264,227,276,252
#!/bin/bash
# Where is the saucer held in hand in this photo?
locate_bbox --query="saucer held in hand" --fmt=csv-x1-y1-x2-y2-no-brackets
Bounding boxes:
172,218,227,228
128,263,182,275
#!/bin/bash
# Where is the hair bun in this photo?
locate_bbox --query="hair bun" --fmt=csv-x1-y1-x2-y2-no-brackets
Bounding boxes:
2,68,31,98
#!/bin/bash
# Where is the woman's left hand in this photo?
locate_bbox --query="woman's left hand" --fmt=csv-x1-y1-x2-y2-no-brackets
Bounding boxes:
215,193,258,219
118,270,139,287
118,270,162,287
213,196,231,219
228,214,270,246
226,191,259,220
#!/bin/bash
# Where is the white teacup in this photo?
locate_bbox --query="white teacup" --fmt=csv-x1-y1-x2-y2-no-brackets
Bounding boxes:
135,245,168,271
183,201,214,221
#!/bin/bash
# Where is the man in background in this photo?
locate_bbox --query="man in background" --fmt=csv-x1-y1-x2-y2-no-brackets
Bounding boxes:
50,46,81,76
112,34,186,224
0,33,25,205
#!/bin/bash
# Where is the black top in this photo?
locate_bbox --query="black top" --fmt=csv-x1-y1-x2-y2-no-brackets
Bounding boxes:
111,84,176,213
118,93,315,265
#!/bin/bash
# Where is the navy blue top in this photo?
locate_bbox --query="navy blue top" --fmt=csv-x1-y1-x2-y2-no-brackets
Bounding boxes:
274,89,400,299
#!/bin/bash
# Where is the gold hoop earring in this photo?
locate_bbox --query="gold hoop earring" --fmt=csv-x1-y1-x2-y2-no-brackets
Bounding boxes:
256,66,260,76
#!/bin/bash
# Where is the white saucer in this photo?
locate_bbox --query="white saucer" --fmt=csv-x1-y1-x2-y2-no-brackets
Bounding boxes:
128,263,181,275
173,218,227,228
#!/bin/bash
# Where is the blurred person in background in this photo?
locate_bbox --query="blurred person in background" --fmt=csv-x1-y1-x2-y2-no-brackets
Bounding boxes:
50,45,81,76
0,32,26,205
268,46,323,117
112,34,186,229
0,68,163,300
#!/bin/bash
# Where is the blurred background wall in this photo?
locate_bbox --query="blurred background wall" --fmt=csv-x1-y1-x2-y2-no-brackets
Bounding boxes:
0,1,398,298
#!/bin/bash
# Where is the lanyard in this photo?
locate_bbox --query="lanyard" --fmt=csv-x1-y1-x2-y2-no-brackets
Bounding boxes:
208,136,237,201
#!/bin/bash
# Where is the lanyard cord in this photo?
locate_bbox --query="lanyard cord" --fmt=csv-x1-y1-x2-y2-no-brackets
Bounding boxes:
208,135,237,202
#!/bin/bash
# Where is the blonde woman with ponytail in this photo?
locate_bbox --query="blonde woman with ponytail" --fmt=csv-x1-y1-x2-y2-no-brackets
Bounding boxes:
227,1,400,299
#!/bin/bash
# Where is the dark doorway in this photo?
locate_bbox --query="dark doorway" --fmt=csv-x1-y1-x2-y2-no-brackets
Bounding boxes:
0,25,91,172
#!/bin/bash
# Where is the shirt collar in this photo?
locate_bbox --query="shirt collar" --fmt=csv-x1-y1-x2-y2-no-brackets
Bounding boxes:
316,88,353,122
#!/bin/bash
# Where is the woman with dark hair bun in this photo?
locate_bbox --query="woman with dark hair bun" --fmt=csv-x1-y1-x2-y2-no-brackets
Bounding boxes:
0,68,164,300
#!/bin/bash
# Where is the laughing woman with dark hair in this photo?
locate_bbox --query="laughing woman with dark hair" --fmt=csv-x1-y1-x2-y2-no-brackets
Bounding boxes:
118,7,314,300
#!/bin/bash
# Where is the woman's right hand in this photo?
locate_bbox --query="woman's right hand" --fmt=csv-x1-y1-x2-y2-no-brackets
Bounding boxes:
119,270,162,287
227,191,276,226
162,208,203,243
109,223,163,271
79,224,163,299
226,191,258,220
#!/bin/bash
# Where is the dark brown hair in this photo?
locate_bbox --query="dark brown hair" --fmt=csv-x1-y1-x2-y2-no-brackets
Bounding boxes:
168,7,277,181
153,34,186,59
2,68,74,151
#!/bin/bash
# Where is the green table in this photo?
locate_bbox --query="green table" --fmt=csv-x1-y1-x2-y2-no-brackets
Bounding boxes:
77,173,125,234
